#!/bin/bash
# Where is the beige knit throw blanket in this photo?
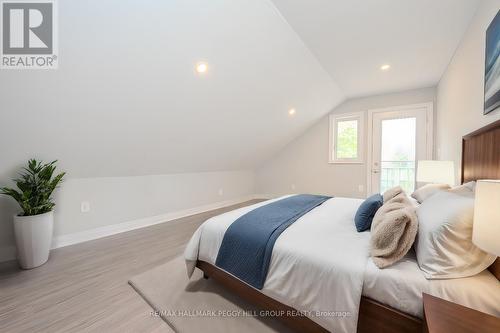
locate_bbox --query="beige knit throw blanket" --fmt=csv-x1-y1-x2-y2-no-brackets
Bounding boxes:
370,187,418,268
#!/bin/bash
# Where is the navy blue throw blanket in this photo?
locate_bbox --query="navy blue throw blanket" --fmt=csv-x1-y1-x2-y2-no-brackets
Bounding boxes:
215,194,331,289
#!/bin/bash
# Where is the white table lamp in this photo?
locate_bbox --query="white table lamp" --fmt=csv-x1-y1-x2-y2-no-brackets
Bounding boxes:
417,160,455,185
473,180,500,256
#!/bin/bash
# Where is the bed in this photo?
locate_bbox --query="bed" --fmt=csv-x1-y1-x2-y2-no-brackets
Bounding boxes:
185,119,500,333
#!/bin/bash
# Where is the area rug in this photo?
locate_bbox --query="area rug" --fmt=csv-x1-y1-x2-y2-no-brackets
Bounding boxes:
128,256,293,333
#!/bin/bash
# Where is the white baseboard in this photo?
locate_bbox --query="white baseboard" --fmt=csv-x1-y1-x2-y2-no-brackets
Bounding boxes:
0,194,271,263
51,194,264,250
253,193,277,200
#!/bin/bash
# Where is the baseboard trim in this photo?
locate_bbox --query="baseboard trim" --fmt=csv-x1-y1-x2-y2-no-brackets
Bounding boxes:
51,194,265,250
0,194,274,263
253,193,278,200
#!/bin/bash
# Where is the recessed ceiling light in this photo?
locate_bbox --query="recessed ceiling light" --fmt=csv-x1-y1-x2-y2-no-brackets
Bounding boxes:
196,62,208,73
288,108,296,116
380,64,391,71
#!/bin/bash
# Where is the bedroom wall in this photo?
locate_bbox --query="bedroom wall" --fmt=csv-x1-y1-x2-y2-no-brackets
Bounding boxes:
0,171,255,261
0,0,342,262
255,87,436,198
436,0,500,183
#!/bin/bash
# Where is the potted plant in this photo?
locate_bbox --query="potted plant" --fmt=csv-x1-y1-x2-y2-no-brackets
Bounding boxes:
1,159,65,269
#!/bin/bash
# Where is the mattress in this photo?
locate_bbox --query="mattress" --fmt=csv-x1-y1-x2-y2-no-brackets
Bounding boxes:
363,249,500,319
187,195,500,330
186,196,371,333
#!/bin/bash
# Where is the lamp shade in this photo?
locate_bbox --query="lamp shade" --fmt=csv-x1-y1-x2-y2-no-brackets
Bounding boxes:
473,180,500,256
416,160,455,185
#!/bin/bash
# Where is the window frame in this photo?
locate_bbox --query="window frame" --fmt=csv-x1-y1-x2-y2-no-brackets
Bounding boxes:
329,111,365,164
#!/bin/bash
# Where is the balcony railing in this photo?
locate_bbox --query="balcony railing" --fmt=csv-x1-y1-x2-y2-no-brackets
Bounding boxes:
380,160,416,193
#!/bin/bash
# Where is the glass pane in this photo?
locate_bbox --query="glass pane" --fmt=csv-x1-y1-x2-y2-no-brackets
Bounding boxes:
336,120,358,159
380,117,416,193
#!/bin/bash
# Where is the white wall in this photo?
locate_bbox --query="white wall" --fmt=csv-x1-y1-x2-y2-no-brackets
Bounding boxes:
0,0,342,261
0,170,254,261
0,0,342,179
255,87,436,198
2,0,496,263
436,0,500,183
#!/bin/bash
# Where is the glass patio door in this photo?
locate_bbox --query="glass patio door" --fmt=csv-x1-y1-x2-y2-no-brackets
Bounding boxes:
369,105,431,194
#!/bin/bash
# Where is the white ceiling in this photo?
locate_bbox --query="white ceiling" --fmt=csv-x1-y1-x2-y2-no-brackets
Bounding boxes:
271,0,480,97
0,0,343,178
0,0,481,180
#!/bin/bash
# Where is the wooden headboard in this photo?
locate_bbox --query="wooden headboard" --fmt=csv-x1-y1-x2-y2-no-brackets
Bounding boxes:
461,119,500,280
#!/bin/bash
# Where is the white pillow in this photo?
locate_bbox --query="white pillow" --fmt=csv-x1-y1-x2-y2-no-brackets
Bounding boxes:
415,191,496,279
407,195,420,208
448,181,476,196
411,183,450,203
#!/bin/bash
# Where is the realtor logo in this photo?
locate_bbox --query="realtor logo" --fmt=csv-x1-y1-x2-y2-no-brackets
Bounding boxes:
1,0,58,69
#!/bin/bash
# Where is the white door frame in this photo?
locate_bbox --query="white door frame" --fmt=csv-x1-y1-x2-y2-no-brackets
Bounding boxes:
366,102,434,196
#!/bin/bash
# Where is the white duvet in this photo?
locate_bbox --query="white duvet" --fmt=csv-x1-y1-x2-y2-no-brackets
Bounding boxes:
185,196,370,333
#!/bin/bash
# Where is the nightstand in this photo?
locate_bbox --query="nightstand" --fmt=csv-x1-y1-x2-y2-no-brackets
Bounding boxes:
422,293,500,333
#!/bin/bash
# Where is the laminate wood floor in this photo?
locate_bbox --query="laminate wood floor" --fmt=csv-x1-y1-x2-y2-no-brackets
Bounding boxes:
0,200,262,333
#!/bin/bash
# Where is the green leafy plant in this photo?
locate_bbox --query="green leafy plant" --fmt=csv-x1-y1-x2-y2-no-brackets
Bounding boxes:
0,159,65,216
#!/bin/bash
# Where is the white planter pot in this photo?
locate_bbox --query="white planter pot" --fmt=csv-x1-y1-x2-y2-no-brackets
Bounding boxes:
13,211,53,269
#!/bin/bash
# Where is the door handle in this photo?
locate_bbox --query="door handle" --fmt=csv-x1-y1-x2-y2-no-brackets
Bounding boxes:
372,169,380,174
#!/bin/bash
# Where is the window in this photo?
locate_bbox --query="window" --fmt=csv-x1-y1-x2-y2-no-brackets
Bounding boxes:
329,112,364,163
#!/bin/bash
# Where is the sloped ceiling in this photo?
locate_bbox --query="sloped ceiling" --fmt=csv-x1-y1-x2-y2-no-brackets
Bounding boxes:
0,0,480,179
0,0,343,178
271,0,480,97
